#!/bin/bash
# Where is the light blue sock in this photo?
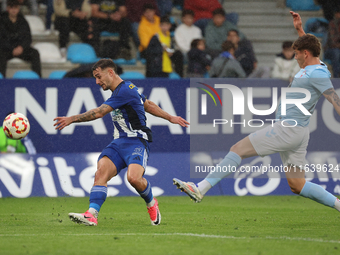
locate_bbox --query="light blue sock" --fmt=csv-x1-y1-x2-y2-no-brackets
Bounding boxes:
300,181,336,208
205,151,242,187
89,185,107,212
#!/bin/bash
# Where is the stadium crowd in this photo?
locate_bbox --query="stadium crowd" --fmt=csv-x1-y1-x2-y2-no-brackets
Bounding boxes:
0,0,339,78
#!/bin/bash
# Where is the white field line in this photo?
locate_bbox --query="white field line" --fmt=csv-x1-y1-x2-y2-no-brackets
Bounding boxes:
0,232,339,244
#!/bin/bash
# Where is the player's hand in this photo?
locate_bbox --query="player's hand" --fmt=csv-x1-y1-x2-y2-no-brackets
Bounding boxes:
13,46,23,56
290,11,302,31
169,116,190,128
53,116,73,130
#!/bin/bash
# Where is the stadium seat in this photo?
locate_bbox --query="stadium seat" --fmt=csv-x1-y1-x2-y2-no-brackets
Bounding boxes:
67,43,100,64
49,70,67,79
169,72,181,79
120,71,145,79
0,72,3,79
8,58,25,64
100,31,120,37
33,43,66,63
304,17,329,38
113,58,137,65
136,51,146,64
24,15,46,35
12,70,40,79
286,0,321,11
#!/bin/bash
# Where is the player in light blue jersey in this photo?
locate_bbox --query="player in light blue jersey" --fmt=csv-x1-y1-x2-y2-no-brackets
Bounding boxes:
54,59,189,226
174,11,340,214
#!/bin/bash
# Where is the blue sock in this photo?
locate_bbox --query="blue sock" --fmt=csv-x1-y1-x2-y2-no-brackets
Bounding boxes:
89,185,107,212
138,180,153,204
300,181,336,208
205,151,242,187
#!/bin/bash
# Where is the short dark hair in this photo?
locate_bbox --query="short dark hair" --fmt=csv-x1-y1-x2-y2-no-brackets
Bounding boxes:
292,34,321,57
191,39,204,49
182,9,195,18
282,41,293,49
212,8,226,17
160,15,171,24
7,0,21,7
92,59,118,73
222,40,235,52
143,3,156,12
227,29,239,37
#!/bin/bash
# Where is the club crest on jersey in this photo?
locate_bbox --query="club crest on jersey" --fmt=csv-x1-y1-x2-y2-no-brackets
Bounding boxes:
110,109,123,121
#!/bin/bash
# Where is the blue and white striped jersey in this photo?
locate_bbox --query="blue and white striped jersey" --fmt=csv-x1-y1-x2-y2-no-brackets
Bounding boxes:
103,81,152,141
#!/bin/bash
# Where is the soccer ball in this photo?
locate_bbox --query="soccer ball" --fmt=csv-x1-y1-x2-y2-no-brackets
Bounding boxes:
2,113,30,140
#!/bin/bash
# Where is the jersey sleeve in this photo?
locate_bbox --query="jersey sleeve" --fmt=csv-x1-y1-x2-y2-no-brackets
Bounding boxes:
139,90,146,103
103,88,131,109
310,68,333,94
103,84,144,109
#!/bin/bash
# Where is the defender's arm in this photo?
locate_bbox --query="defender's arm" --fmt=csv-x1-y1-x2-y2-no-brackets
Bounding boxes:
144,99,189,127
323,88,340,116
290,11,306,37
54,104,113,130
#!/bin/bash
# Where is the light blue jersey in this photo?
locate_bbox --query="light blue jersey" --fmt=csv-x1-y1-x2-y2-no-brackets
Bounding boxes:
276,62,333,126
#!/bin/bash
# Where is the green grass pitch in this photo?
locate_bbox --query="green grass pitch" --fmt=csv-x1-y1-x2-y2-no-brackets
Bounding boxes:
0,196,339,255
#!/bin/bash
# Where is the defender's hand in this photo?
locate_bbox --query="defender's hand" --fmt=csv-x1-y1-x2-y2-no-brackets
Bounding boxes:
290,11,303,31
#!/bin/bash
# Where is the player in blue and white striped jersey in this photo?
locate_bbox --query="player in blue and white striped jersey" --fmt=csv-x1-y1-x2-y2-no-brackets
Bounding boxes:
54,59,189,226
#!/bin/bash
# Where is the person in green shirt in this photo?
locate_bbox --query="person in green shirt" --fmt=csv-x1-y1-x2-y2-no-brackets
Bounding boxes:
0,126,36,154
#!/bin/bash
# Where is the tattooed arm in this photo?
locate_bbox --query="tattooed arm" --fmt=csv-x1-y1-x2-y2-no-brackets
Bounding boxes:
53,104,113,130
323,88,340,116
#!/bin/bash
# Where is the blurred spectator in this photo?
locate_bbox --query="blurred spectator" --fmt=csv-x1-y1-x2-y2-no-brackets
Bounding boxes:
54,0,95,56
0,126,36,154
40,0,54,32
187,39,211,78
2,0,38,15
63,63,123,78
272,41,300,81
138,3,161,53
316,0,340,22
90,0,132,58
184,0,238,34
0,0,41,77
209,40,246,78
173,0,183,9
125,0,159,47
156,0,172,17
227,29,256,77
174,9,202,56
205,8,238,60
324,8,340,78
144,16,183,77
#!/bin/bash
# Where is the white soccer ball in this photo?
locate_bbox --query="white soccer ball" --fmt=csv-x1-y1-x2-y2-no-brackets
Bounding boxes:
2,113,30,140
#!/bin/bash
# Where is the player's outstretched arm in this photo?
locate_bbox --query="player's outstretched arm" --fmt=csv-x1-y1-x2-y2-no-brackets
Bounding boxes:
323,88,340,116
290,11,306,37
144,99,189,128
53,104,113,130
